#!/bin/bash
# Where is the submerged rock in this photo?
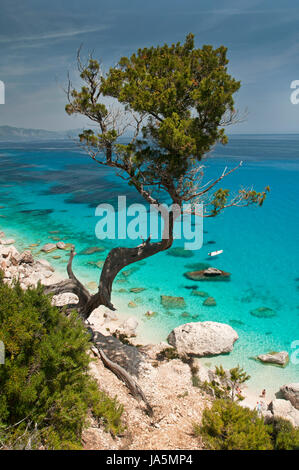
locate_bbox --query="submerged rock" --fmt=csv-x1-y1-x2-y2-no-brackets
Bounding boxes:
167,321,239,356
56,241,66,250
203,296,216,307
191,290,209,297
130,287,146,293
184,262,211,271
161,295,186,309
0,238,15,245
184,267,230,281
128,301,137,308
167,247,194,258
181,312,191,318
145,310,157,317
87,281,98,291
121,266,139,277
229,319,245,327
280,384,299,410
250,306,276,318
257,351,289,367
41,243,57,253
81,246,106,255
96,260,105,268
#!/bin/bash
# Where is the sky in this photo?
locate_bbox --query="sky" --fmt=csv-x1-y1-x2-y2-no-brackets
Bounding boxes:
0,0,299,133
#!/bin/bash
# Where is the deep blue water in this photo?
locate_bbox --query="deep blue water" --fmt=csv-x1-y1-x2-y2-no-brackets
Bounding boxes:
0,135,298,392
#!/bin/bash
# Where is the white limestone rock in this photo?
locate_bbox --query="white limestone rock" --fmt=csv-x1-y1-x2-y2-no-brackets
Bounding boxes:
167,321,238,356
268,399,299,427
279,383,299,410
257,351,289,367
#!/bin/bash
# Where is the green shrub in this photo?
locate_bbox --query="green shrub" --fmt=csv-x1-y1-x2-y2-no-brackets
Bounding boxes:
156,347,179,361
195,399,273,450
194,399,299,450
0,274,124,449
271,418,299,450
112,331,134,346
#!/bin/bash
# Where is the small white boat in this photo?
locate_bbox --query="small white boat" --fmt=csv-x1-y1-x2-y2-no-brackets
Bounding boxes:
208,249,223,257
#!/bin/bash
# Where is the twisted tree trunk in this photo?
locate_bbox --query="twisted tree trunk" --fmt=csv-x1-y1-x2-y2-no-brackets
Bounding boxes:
44,209,177,415
44,210,175,319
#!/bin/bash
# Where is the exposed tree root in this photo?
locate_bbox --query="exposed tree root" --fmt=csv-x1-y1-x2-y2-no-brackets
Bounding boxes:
91,346,153,417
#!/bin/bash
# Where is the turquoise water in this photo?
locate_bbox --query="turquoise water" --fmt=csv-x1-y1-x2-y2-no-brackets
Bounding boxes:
0,135,298,393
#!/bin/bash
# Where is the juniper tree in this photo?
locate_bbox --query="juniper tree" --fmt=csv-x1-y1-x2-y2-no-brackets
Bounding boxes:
46,34,268,318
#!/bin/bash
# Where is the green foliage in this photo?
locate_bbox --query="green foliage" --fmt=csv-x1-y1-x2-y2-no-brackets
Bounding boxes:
271,418,299,450
156,347,179,361
196,400,273,450
0,275,124,449
102,34,240,172
210,364,250,402
210,186,270,216
65,34,269,215
195,400,299,450
112,331,134,346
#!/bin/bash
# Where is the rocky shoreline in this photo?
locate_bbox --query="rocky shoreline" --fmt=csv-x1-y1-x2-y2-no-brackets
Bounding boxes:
1,231,298,446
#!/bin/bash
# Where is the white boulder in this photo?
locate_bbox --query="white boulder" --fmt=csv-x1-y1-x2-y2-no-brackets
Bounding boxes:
280,383,299,410
167,321,238,356
35,259,55,272
51,293,79,306
257,351,289,367
268,399,299,427
17,250,34,264
119,317,139,336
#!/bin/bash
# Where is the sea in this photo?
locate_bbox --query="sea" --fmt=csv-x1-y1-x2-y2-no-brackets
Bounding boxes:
0,134,298,394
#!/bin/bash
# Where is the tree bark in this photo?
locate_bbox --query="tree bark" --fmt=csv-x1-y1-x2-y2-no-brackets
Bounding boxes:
43,208,177,417
44,209,176,319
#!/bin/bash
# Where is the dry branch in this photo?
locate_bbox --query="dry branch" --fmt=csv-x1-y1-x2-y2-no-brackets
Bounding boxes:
91,346,153,416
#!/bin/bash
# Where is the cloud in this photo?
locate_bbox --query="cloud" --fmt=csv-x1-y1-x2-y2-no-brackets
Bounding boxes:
0,24,110,45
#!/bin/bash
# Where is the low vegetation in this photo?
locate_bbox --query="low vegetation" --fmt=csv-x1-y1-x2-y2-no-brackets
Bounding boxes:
0,272,124,449
156,347,180,362
194,399,299,450
208,365,250,402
